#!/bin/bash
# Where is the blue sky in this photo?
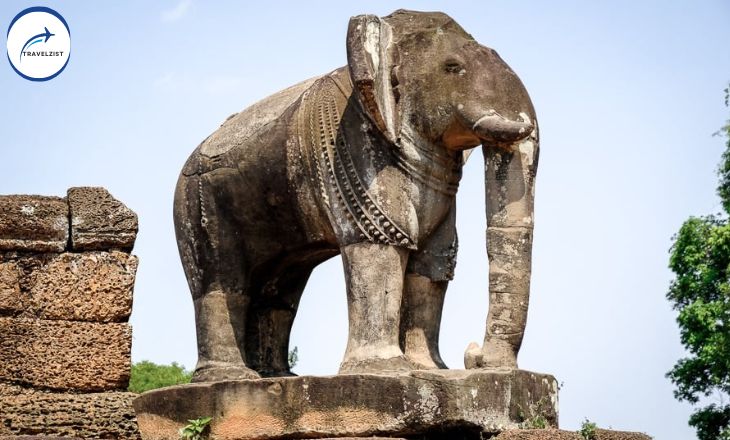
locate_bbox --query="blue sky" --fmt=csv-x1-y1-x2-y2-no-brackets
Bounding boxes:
2,1,729,438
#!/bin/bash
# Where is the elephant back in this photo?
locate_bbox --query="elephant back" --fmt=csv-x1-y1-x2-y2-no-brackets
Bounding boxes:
200,75,321,158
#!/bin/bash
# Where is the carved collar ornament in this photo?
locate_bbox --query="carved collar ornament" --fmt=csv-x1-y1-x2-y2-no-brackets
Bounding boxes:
298,72,420,249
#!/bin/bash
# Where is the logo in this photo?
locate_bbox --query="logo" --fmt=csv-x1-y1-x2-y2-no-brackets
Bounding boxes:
6,7,71,81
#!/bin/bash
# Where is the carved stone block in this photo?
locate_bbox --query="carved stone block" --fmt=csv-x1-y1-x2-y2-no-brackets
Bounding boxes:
0,252,136,322
0,195,68,252
0,318,131,391
68,187,138,252
28,251,137,322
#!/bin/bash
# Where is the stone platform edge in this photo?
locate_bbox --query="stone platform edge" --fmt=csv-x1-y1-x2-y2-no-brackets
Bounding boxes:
134,369,559,440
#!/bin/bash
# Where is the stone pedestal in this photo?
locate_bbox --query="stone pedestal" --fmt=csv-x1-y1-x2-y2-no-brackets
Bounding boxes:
134,369,558,440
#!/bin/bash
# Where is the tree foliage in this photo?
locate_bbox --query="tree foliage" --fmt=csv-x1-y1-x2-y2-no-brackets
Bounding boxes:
288,346,299,369
667,87,730,440
128,360,193,394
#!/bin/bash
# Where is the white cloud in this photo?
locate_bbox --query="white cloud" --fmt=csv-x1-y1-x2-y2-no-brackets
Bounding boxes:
161,0,192,23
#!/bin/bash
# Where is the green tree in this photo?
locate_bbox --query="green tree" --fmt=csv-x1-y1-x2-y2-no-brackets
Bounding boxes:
128,360,193,393
288,346,299,369
667,86,730,440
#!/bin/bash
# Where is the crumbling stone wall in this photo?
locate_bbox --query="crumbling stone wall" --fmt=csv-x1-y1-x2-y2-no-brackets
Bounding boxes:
0,188,141,439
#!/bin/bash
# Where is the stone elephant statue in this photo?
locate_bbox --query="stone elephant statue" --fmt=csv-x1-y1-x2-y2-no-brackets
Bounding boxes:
174,9,538,381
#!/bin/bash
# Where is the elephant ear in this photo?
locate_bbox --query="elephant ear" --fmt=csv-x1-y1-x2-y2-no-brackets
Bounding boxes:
346,14,399,142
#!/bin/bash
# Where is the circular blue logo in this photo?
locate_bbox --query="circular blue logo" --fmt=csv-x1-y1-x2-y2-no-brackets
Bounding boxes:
6,6,71,81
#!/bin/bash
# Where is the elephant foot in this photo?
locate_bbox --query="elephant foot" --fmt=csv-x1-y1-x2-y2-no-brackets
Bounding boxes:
257,369,298,378
191,361,261,382
464,341,518,370
339,355,414,374
405,351,447,370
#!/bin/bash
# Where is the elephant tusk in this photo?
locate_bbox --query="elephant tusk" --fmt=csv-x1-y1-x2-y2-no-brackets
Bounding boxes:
473,113,533,144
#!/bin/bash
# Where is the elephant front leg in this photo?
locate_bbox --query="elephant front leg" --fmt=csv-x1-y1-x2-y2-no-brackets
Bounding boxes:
339,243,412,373
400,274,448,370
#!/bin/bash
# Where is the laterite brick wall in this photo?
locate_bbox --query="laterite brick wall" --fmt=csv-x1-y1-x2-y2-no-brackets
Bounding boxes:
0,187,141,439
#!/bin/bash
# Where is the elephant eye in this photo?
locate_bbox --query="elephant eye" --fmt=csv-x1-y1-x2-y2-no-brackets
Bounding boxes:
444,60,463,74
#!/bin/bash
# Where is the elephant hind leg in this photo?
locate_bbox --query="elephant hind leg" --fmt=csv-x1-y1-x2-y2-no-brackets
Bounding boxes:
245,265,314,377
174,169,259,382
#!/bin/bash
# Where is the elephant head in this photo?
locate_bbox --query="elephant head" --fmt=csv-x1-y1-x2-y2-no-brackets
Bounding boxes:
347,10,539,369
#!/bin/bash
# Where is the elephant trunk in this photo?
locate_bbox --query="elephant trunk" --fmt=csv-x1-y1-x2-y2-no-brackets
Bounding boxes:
465,122,539,369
